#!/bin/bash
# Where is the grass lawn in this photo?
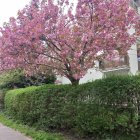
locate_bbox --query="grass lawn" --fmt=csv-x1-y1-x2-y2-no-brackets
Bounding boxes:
0,112,65,140
0,112,139,140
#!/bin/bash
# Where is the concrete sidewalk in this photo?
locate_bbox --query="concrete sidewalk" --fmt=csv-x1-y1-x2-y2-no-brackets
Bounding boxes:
0,123,32,140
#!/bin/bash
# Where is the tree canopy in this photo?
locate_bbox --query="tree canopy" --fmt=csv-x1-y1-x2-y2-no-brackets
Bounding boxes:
0,0,139,85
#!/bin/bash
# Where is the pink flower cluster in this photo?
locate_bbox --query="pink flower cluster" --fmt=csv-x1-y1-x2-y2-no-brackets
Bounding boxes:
0,0,139,84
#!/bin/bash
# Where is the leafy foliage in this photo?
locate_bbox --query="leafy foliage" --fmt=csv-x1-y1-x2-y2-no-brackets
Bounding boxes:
0,89,8,110
0,69,56,89
4,75,140,138
0,69,56,110
0,113,64,140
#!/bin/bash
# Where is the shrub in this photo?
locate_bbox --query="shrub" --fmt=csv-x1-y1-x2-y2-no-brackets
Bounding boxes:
0,69,56,89
4,75,140,138
0,89,8,110
0,69,56,110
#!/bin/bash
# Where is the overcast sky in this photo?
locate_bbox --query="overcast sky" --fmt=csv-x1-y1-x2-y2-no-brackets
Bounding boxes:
0,0,31,26
0,0,77,27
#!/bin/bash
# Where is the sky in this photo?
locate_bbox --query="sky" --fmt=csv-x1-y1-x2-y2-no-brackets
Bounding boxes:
0,0,77,27
0,0,31,26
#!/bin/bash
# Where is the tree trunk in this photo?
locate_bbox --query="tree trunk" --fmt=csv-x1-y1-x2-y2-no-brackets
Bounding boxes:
69,78,80,86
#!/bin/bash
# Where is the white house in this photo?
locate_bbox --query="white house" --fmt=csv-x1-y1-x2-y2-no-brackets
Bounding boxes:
57,0,140,85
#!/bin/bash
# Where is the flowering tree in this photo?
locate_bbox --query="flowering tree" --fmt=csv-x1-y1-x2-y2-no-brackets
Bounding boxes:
0,0,138,85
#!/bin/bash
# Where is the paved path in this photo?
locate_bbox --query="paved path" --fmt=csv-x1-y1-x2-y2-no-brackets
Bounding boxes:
0,123,32,140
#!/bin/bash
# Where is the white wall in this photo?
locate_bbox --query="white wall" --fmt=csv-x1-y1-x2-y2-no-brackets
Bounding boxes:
56,75,71,84
128,27,138,75
79,68,103,84
128,44,138,75
56,68,103,85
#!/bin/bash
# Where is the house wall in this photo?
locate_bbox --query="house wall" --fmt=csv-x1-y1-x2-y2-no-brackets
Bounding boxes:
128,44,138,74
57,68,103,85
79,69,103,84
128,27,138,74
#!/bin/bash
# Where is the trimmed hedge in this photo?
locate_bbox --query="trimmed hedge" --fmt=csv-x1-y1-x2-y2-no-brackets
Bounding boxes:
4,75,140,138
0,89,8,110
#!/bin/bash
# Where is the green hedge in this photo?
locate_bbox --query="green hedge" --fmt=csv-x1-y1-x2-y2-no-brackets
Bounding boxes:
0,69,56,110
0,89,8,110
4,76,140,138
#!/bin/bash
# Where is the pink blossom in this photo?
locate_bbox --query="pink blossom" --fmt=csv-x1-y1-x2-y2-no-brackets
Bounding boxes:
0,0,139,85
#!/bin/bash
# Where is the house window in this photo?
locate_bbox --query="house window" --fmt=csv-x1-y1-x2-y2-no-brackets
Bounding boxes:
99,51,129,70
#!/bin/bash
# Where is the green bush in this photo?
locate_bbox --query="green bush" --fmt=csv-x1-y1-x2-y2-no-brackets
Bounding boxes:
0,89,8,110
0,69,56,89
4,75,140,138
0,69,56,110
